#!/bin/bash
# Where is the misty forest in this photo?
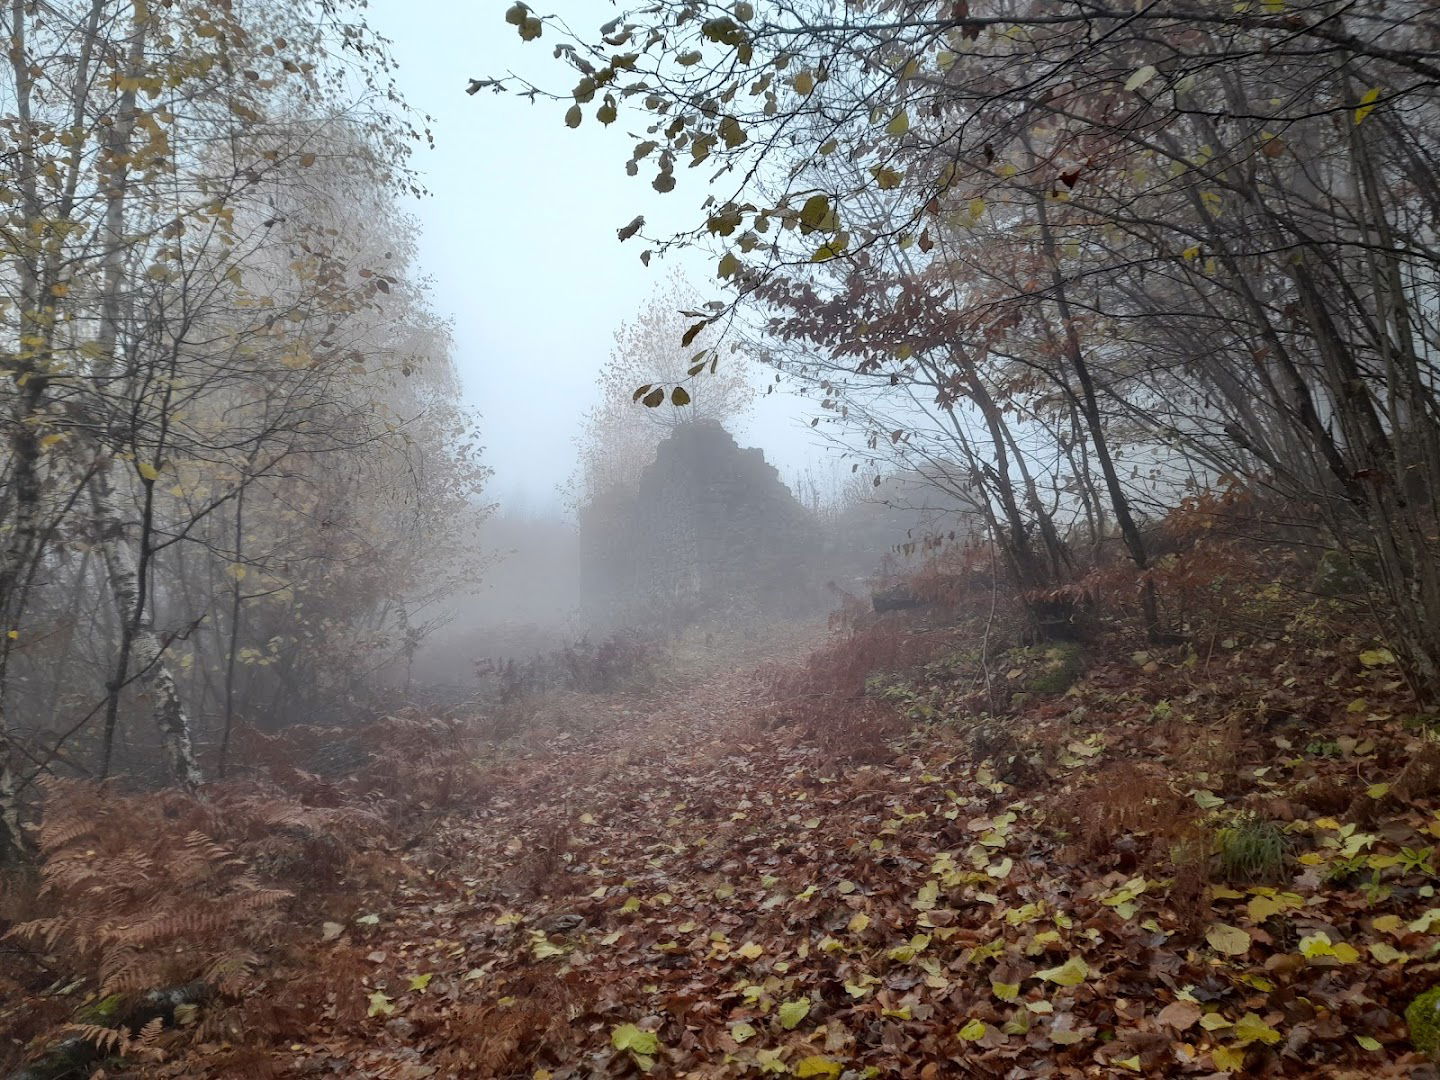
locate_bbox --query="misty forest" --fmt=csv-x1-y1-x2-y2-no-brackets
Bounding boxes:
2,0,1440,1076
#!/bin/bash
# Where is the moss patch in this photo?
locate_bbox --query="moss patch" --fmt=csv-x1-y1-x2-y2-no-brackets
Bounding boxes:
1407,987,1440,1058
1019,642,1087,695
76,993,126,1023
1312,549,1377,598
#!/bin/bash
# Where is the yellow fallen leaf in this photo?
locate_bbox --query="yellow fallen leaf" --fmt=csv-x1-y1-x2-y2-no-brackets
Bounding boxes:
778,998,811,1029
992,981,1020,1002
611,1023,659,1055
1233,1012,1281,1046
1369,942,1408,964
1212,1045,1246,1070
795,1057,842,1078
1035,955,1088,986
1205,923,1251,956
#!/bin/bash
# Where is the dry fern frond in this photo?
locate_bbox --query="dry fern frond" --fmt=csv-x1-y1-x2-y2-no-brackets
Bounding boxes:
16,780,312,1013
61,1022,131,1055
134,1014,167,1058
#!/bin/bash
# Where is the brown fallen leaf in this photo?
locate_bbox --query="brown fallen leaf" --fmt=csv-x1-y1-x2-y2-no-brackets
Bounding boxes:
1157,999,1202,1030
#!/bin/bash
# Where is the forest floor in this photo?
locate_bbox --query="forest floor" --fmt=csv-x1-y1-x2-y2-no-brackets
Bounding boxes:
21,609,1440,1079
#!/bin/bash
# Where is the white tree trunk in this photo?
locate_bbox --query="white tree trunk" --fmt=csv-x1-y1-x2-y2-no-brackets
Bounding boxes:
91,482,203,787
0,712,24,859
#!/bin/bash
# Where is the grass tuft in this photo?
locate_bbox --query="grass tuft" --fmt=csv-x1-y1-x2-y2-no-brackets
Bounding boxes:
1215,813,1287,882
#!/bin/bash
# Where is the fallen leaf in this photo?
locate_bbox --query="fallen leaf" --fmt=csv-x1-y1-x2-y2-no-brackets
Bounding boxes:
611,1023,659,1056
795,1057,842,1078
778,998,811,1029
1157,1000,1202,1030
1035,955,1088,986
1206,923,1252,956
958,1018,987,1041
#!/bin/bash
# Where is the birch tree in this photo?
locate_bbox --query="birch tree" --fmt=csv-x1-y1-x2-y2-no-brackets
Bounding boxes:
0,0,468,855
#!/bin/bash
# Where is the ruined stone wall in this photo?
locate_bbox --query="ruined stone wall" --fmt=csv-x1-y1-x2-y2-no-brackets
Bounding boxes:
579,421,822,625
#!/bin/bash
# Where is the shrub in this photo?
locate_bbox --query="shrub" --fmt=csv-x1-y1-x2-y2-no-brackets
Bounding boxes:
348,712,495,815
761,620,945,764
1165,823,1216,931
427,969,597,1077
505,820,573,899
476,629,661,702
1017,642,1087,695
236,710,492,819
1184,715,1243,792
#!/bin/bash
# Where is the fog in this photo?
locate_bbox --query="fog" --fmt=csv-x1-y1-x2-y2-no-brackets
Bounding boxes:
364,0,826,511
7,2,1439,1074
329,0,980,687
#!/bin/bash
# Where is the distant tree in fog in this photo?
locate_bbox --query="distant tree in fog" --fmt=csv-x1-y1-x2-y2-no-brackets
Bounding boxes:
572,271,756,507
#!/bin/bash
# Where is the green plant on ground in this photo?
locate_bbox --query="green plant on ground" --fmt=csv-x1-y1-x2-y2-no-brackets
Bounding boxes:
1327,853,1370,884
1358,871,1392,906
1215,814,1287,882
1399,846,1438,877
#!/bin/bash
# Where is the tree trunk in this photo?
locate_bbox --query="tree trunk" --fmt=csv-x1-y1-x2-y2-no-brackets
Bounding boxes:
0,709,25,862
1031,185,1162,641
92,480,202,788
84,10,198,785
218,486,246,778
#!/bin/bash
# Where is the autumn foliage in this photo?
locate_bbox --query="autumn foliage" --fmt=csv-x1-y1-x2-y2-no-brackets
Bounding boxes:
8,0,1440,1073
5,526,1440,1074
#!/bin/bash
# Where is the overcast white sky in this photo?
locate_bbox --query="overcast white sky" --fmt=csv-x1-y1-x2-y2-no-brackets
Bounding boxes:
363,0,825,510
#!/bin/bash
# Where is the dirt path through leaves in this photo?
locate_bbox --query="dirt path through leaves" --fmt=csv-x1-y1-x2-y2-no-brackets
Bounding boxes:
219,634,1433,1079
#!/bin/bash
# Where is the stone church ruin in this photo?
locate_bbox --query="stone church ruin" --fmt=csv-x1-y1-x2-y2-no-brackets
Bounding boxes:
579,421,823,626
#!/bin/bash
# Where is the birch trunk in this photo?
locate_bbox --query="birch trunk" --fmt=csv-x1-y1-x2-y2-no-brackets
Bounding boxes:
0,704,23,861
0,0,51,858
92,477,202,787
